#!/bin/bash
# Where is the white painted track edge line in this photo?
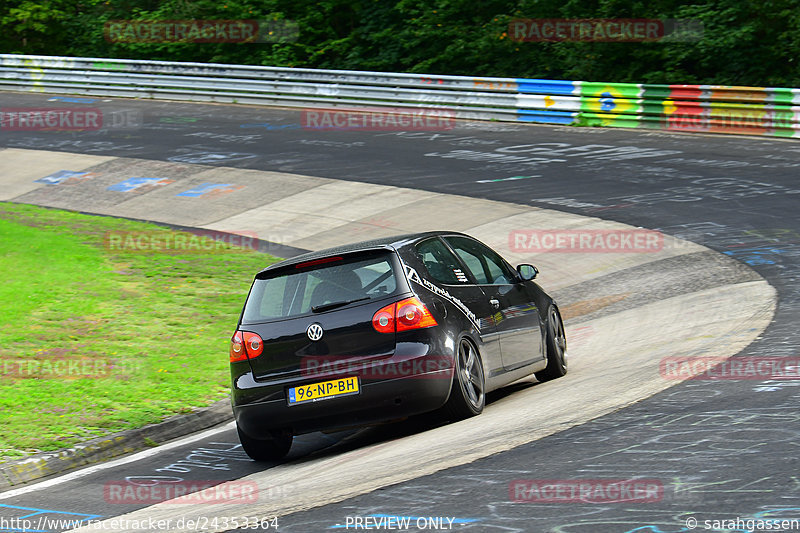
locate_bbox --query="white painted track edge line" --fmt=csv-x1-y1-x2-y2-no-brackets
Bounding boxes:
0,421,236,499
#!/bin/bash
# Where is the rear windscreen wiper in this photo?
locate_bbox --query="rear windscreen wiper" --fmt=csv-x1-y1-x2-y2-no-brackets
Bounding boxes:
311,297,369,313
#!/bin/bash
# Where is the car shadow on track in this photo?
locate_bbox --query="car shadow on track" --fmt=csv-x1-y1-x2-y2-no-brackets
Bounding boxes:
276,379,541,466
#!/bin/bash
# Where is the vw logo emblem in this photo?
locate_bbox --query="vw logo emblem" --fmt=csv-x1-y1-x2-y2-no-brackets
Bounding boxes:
307,323,324,341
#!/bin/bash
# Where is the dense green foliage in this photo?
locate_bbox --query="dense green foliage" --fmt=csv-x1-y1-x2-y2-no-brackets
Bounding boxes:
1,0,798,86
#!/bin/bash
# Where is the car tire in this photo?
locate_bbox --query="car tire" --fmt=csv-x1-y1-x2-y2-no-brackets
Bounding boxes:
443,338,485,419
237,425,293,462
535,304,568,382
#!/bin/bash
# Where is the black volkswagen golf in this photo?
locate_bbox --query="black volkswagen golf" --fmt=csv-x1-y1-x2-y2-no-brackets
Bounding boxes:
230,231,567,460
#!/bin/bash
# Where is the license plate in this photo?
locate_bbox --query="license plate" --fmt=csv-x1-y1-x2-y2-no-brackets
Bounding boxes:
287,376,359,405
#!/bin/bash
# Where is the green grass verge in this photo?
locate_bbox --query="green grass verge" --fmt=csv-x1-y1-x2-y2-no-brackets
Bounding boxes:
0,202,281,462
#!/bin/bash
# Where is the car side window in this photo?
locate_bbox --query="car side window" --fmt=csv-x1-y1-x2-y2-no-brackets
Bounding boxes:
415,238,467,284
444,236,515,285
450,245,487,284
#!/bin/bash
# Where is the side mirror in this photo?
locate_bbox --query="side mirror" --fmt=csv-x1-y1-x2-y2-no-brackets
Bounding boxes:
517,264,538,281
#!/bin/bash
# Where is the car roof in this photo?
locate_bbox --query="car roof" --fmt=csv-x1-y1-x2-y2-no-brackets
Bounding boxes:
260,230,468,273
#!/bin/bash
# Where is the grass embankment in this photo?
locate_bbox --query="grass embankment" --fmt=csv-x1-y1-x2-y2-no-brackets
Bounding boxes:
0,202,280,462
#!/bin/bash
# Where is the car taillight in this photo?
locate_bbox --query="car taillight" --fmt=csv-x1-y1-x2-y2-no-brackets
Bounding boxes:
230,331,245,362
230,331,263,362
372,304,396,334
396,297,438,331
372,297,437,334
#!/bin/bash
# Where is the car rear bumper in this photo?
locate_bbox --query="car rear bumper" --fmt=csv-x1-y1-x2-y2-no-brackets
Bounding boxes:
233,367,453,437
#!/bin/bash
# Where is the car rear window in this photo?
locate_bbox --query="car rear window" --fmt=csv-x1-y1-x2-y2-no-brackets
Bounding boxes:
242,252,399,323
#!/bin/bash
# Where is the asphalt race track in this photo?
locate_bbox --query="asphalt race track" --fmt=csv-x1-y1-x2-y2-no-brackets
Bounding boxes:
1,92,799,533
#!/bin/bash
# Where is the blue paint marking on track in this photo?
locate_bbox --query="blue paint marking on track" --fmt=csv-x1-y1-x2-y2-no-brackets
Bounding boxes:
107,177,173,192
176,183,237,197
723,246,786,265
34,170,92,185
47,96,96,104
621,527,687,533
0,503,102,532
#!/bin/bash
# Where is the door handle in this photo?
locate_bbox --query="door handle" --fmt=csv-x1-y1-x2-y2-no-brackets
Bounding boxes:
489,298,500,309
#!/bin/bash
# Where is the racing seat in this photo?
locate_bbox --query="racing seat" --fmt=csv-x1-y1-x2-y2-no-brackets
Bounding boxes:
310,270,363,307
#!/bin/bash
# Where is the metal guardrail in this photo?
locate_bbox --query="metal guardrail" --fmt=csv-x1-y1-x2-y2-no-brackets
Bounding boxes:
1,54,799,137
